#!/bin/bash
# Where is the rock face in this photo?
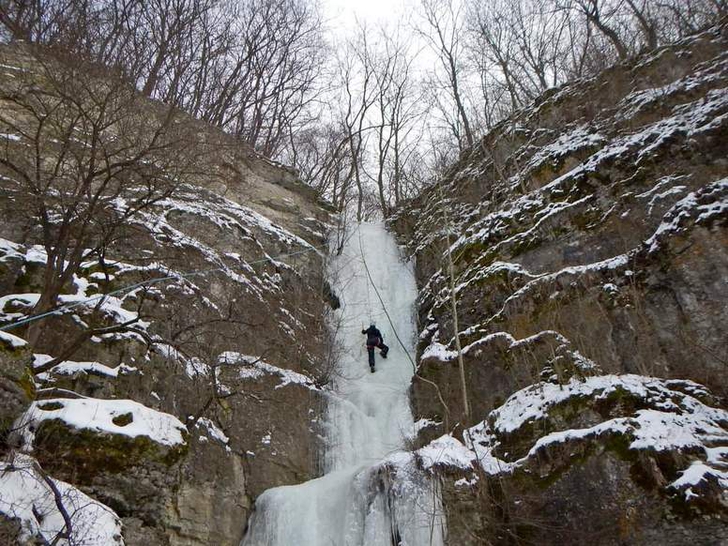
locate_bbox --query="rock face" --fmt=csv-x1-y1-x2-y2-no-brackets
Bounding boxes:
0,44,333,545
392,23,728,545
0,333,33,451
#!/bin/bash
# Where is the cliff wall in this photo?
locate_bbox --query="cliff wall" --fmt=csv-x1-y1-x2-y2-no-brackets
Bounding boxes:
0,44,334,545
392,23,728,546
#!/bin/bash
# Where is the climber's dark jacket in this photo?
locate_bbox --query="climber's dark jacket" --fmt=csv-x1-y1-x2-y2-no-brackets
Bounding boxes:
362,325,389,367
362,325,383,346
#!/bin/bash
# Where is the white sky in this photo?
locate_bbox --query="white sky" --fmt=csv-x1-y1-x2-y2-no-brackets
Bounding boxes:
320,0,416,37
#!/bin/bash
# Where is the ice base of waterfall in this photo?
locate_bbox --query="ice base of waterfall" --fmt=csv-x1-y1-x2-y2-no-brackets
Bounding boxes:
240,222,445,546
242,460,444,546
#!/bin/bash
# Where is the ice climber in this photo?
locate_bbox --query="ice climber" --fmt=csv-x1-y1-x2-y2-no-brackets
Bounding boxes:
362,323,389,372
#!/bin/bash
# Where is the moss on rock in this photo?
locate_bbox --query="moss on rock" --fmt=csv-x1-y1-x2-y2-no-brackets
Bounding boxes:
33,419,188,483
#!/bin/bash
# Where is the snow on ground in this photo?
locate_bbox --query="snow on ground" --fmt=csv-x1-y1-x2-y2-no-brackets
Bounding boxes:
422,176,728,354
219,352,320,390
437,64,728,288
619,61,728,123
0,178,320,338
672,459,728,500
20,398,187,447
416,434,477,470
195,417,231,451
32,354,136,380
646,178,728,252
0,237,24,261
114,185,320,303
411,375,728,504
151,343,209,379
112,200,270,303
0,271,148,332
536,87,728,196
485,374,726,438
0,330,27,348
452,260,536,299
636,174,691,216
411,418,441,437
394,31,728,517
421,330,571,364
0,454,123,545
518,124,606,180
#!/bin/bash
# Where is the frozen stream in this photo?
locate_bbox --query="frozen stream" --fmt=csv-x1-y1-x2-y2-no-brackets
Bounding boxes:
241,222,445,546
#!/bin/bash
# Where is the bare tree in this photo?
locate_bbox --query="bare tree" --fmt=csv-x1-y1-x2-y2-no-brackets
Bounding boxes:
563,0,630,59
4,0,724,213
625,0,658,50
0,50,197,345
136,0,219,99
418,0,475,151
441,205,470,423
0,0,327,161
469,0,527,112
362,25,423,215
285,20,431,217
193,0,325,158
286,123,347,202
0,0,84,44
334,26,378,221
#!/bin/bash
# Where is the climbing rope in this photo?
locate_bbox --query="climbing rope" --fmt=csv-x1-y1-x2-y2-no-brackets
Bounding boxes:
357,225,374,325
355,223,418,373
355,222,452,426
0,244,325,333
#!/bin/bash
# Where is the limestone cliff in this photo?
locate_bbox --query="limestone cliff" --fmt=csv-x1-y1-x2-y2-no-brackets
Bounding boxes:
392,23,728,545
0,43,334,545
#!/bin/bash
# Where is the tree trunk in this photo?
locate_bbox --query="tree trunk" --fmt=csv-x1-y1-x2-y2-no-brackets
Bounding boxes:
442,200,470,423
625,0,658,50
581,0,629,59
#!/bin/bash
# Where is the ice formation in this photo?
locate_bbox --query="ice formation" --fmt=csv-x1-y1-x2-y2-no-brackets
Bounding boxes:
241,222,445,546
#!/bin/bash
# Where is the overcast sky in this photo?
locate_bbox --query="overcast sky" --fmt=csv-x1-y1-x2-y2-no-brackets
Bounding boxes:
320,0,416,37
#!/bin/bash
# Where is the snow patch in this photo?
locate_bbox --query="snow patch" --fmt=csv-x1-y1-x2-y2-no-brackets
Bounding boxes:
416,435,476,471
196,417,231,451
646,178,728,252
0,330,27,348
0,454,123,545
33,354,134,378
219,352,319,390
20,398,187,447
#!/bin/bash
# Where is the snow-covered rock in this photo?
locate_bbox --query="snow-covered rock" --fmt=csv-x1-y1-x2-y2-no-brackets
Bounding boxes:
0,455,123,545
0,39,332,545
20,397,188,448
393,22,728,546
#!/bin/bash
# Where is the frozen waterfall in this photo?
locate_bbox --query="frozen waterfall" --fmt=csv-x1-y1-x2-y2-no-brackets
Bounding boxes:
241,222,445,546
